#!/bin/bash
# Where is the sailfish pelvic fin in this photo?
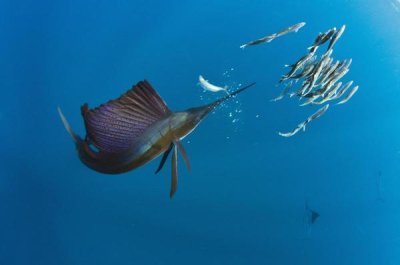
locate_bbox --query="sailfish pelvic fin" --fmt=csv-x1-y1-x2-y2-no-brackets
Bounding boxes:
170,145,178,198
174,140,190,172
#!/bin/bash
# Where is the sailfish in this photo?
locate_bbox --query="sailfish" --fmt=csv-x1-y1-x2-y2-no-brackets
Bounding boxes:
58,80,255,198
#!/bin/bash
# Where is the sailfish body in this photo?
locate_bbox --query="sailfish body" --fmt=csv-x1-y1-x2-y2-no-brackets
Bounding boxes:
58,80,255,197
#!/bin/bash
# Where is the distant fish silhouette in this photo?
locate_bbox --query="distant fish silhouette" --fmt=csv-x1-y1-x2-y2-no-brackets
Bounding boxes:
305,202,320,224
58,80,256,198
304,201,319,236
310,209,320,224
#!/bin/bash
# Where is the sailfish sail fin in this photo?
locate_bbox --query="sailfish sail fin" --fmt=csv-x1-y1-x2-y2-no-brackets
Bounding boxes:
81,80,171,154
170,146,178,198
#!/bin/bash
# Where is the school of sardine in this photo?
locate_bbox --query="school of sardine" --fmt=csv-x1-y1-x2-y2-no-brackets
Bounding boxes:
272,24,359,137
201,23,359,138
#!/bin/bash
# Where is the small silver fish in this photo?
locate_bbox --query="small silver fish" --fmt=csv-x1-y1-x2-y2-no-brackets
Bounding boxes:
307,104,329,122
279,104,329,137
199,75,229,94
240,22,306,49
282,52,316,81
240,33,277,49
342,58,352,71
296,80,312,97
327,25,346,50
318,80,336,97
271,81,294,102
336,85,359,105
326,81,343,97
278,121,306,137
276,22,306,37
290,63,315,79
329,67,349,87
308,51,332,91
319,61,340,87
330,80,353,100
313,82,342,104
299,95,319,106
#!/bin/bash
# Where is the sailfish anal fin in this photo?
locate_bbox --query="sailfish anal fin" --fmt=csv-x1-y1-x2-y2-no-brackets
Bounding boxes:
81,80,171,154
170,146,178,198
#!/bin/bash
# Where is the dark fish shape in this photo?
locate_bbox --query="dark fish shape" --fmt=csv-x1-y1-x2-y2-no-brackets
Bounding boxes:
305,202,320,224
58,80,256,198
311,210,320,224
304,201,320,236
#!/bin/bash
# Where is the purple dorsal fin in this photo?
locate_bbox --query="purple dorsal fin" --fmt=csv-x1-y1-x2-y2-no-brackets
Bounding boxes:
81,80,171,153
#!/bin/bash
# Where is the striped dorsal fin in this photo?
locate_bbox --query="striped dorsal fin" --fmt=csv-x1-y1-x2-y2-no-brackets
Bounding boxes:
81,80,171,153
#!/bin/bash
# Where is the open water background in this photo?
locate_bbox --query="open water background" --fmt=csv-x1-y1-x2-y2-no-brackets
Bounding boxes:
1,0,400,264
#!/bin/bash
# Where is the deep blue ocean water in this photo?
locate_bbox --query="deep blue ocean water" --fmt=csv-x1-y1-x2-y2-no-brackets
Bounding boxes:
1,0,400,264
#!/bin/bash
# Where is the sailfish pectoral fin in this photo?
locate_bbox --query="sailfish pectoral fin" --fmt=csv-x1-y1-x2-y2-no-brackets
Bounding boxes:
155,142,174,174
174,140,190,172
170,145,178,198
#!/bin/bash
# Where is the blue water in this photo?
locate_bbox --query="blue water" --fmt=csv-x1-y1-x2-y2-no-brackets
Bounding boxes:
2,0,400,264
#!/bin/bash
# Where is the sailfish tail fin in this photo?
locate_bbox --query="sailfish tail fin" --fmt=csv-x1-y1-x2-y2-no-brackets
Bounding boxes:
57,107,80,144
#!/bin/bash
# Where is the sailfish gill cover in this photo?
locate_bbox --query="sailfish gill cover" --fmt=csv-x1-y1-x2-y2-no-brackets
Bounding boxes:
1,1,400,265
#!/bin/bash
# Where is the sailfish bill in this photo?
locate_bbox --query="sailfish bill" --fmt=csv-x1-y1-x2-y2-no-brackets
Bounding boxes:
58,80,256,198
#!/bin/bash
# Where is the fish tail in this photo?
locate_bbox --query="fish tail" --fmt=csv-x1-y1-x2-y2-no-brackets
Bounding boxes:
57,107,80,144
223,86,230,95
